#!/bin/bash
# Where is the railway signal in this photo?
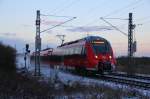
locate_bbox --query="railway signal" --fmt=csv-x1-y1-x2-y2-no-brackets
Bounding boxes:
26,44,30,53
24,44,30,70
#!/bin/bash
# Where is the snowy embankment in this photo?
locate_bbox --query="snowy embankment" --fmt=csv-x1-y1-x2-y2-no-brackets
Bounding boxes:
38,66,150,97
16,56,150,98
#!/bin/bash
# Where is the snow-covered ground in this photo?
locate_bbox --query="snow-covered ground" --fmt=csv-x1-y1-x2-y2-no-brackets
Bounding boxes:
16,55,150,98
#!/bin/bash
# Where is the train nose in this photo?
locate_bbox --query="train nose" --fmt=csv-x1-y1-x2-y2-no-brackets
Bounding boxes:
98,62,112,71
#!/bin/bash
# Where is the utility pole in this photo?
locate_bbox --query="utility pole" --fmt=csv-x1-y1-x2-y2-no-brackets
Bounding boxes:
35,10,41,76
128,13,135,65
128,13,133,57
100,14,136,66
56,34,66,45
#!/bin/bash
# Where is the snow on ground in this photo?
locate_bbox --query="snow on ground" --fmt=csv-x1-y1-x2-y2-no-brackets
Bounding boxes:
17,55,150,98
27,64,150,97
55,70,150,97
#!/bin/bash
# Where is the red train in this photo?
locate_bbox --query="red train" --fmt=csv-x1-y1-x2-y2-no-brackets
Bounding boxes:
32,36,116,74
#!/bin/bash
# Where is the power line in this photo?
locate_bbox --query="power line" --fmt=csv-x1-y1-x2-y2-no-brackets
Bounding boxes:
136,16,150,21
53,0,81,15
84,18,99,26
40,17,76,33
118,0,146,17
140,20,150,25
77,0,107,27
100,17,128,36
134,16,150,25
50,0,69,14
40,14,74,18
82,0,144,29
101,18,128,20
103,0,142,17
83,0,107,19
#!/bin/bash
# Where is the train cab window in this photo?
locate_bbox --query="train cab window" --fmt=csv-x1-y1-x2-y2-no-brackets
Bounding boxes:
92,41,110,54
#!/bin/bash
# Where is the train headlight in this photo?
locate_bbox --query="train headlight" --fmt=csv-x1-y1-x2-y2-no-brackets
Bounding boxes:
95,55,98,59
109,55,112,59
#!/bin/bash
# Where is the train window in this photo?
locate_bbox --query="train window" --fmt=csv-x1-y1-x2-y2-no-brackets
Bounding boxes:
75,48,79,54
92,42,110,54
78,46,82,54
67,48,70,55
64,48,66,55
73,47,76,54
72,46,82,55
62,48,65,55
81,46,86,55
64,46,83,55
68,48,73,55
68,48,71,55
65,48,69,55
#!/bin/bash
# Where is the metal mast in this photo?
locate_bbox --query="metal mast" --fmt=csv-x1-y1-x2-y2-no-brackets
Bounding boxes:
35,10,41,76
128,13,133,57
128,13,137,66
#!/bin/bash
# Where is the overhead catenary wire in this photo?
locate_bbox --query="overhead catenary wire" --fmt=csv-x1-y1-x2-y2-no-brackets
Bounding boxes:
40,17,76,33
69,0,107,28
50,0,68,14
135,16,150,25
79,0,143,31
100,17,128,37
78,0,108,27
40,14,74,18
103,0,142,17
118,0,146,17
135,16,150,21
139,20,150,25
53,0,81,15
101,18,128,20
129,15,150,26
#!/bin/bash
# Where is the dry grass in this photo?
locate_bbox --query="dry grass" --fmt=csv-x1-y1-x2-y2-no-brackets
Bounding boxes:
116,64,150,75
0,69,149,99
117,57,150,75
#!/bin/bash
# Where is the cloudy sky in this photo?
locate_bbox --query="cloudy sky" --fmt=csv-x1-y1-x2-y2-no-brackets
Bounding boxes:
0,0,150,56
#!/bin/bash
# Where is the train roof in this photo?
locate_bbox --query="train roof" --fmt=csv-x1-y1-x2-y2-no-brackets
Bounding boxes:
85,36,106,42
59,36,108,47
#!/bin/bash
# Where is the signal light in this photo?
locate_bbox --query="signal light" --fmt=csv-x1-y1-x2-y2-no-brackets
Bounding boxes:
26,44,30,53
26,44,29,51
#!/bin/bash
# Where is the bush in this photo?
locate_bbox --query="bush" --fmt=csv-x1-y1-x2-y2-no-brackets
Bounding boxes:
0,43,16,73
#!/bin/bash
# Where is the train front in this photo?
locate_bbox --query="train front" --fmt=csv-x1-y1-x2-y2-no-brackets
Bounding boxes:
88,38,116,73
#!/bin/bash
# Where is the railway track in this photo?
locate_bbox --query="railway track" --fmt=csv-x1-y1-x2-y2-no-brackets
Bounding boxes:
69,70,150,89
100,72,150,89
47,67,150,89
109,72,150,80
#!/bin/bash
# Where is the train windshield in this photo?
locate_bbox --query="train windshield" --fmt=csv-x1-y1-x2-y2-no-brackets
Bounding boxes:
92,41,110,54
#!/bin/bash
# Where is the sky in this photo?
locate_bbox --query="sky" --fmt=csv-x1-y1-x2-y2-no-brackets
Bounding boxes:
0,0,150,57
